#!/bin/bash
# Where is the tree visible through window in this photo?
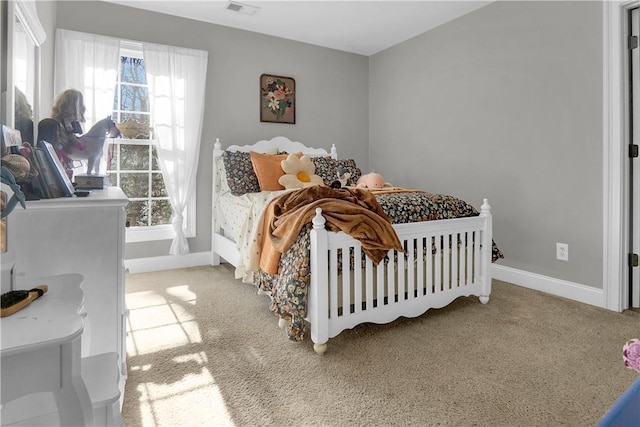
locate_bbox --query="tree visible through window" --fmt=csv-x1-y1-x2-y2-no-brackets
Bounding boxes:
109,47,173,228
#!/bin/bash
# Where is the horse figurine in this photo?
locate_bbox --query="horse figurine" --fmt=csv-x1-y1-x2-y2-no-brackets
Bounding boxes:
68,116,121,175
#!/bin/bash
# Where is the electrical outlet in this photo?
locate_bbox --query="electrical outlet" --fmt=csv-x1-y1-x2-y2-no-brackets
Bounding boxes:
556,243,568,261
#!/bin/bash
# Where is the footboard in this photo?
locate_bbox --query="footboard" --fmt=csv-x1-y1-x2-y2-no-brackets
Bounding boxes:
308,200,492,354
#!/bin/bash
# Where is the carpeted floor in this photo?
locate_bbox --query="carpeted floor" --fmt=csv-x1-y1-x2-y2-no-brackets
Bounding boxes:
122,264,639,426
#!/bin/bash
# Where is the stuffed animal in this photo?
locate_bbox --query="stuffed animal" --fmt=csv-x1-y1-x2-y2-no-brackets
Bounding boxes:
330,168,352,189
356,171,392,189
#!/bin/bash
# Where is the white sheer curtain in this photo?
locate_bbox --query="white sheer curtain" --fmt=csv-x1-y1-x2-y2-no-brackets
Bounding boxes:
143,43,208,255
54,29,119,128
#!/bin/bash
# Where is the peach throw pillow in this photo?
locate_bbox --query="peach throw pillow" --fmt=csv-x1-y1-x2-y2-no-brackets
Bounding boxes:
249,151,289,191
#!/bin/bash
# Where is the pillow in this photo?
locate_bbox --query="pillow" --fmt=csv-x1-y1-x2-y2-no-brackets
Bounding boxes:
278,153,325,189
310,156,336,186
311,157,362,187
222,151,261,195
250,151,291,191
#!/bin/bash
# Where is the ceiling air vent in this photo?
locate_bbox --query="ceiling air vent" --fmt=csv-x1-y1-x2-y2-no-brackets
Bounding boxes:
225,1,260,16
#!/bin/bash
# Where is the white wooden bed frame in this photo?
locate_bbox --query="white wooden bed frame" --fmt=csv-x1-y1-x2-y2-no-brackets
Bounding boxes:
211,136,492,354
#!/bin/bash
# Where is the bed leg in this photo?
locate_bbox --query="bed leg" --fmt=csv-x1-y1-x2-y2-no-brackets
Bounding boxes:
313,342,328,355
479,295,490,304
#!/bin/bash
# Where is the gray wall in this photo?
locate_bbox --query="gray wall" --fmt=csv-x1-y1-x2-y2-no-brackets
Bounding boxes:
48,1,369,259
33,1,605,289
369,1,603,288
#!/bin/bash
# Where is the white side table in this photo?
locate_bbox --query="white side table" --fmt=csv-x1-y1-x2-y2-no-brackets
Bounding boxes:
1,273,94,426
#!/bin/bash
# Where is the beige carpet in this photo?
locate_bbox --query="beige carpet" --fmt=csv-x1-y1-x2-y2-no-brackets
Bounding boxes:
122,265,639,427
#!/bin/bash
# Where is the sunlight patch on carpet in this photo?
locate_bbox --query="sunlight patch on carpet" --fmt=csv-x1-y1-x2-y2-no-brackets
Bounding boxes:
126,286,234,426
127,286,201,356
164,284,198,303
131,351,233,426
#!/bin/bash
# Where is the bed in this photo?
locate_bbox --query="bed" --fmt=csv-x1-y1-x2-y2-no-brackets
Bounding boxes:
211,136,503,354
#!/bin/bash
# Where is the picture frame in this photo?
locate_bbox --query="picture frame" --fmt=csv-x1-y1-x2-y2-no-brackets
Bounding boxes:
260,74,296,124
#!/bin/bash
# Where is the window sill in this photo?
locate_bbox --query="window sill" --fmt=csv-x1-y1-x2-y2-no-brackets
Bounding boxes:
126,225,195,243
126,226,174,243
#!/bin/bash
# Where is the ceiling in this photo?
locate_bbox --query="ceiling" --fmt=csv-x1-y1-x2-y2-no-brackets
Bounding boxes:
104,1,493,56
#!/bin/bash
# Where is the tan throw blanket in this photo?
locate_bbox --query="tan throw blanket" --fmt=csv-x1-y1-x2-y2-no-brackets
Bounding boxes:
259,186,404,275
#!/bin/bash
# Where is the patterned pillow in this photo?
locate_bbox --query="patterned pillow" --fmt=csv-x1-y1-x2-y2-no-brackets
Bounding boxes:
222,151,260,195
311,157,361,187
310,157,336,186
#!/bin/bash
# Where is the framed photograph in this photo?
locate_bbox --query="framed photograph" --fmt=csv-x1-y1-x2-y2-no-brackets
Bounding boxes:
260,74,296,124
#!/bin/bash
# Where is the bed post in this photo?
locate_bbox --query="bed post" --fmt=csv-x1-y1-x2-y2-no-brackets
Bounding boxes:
309,208,329,355
212,138,223,266
479,199,492,304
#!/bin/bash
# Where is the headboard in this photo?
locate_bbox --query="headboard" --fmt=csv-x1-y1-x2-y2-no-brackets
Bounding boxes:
211,136,339,265
212,136,337,159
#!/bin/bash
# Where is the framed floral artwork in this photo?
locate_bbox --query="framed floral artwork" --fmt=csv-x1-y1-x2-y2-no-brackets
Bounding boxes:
260,74,296,124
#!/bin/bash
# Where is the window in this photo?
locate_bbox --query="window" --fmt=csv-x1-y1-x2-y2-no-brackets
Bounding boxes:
107,42,194,243
54,29,207,252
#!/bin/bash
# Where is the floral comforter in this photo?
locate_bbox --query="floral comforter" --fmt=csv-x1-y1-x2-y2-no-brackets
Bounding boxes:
253,191,504,341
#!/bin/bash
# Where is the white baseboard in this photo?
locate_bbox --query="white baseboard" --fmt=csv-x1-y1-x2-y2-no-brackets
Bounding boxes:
491,264,606,309
125,251,212,274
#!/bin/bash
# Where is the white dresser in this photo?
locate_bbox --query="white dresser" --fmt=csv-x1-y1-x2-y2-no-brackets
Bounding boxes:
4,188,129,402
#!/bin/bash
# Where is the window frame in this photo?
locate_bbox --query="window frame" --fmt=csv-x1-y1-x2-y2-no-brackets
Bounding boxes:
110,41,196,244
